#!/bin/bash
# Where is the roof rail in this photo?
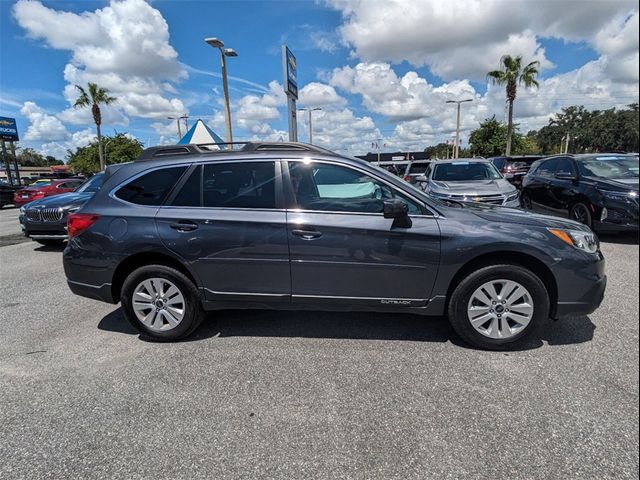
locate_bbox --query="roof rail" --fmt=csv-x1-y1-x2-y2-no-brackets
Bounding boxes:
137,141,338,161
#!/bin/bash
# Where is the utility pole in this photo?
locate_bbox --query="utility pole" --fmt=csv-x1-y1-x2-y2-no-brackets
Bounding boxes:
374,138,383,165
168,116,183,138
206,37,238,146
298,108,321,144
446,98,473,159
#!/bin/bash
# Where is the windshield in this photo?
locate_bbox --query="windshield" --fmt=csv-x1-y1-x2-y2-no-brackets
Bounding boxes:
76,172,105,193
433,162,502,181
578,156,639,179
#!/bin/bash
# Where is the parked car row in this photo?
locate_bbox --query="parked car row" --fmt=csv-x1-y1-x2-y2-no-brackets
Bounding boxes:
377,153,638,233
18,173,104,245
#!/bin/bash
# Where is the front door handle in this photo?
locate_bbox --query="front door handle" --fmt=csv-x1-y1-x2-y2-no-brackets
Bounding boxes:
291,229,322,240
170,221,199,232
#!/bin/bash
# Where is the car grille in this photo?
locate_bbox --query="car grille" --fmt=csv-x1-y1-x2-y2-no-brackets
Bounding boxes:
25,208,64,222
450,194,506,205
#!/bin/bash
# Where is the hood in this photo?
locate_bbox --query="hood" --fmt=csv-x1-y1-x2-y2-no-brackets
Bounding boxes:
26,191,93,209
431,179,516,196
446,202,591,232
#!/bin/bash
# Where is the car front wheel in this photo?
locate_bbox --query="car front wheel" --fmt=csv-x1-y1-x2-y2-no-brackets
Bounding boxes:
121,265,204,341
448,264,549,350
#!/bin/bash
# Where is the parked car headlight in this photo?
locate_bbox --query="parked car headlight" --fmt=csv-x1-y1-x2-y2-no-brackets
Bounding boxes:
548,228,599,254
599,189,637,202
505,190,520,202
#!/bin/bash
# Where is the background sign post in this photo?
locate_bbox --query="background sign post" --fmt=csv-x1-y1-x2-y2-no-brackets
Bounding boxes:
0,117,20,185
281,45,298,142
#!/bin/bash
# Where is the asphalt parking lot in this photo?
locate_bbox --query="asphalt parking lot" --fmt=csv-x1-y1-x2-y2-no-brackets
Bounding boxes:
0,206,638,480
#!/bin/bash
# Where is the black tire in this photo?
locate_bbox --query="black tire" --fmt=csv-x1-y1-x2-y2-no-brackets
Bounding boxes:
570,202,593,229
121,265,204,341
35,239,65,247
520,192,532,210
447,264,550,350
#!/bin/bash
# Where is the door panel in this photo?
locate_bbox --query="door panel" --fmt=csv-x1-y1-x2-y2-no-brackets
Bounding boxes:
155,160,290,302
287,212,440,303
156,207,290,300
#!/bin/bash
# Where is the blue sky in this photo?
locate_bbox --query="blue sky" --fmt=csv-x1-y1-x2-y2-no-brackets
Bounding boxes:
1,0,638,158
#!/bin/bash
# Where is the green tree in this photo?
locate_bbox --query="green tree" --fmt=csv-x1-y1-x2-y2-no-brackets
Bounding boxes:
73,82,117,171
424,143,451,159
67,133,143,175
16,147,47,166
468,116,526,157
45,155,64,166
488,55,539,156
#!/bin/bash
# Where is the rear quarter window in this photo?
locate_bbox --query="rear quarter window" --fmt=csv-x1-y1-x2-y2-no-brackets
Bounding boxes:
115,166,187,205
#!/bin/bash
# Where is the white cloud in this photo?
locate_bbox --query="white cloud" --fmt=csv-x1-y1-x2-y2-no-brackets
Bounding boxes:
299,82,347,108
39,128,96,159
13,0,187,123
325,0,637,81
20,102,69,141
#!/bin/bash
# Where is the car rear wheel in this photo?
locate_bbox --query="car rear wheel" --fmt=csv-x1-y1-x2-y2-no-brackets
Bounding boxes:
121,265,204,341
570,202,593,229
520,192,532,209
448,264,549,350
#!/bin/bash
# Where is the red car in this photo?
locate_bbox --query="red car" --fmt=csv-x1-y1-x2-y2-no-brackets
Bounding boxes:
13,179,84,207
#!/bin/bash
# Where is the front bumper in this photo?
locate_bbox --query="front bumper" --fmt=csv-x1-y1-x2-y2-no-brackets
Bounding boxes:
553,250,607,319
20,215,68,240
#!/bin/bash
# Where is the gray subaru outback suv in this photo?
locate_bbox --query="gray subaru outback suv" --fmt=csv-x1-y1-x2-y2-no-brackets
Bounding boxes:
63,142,606,349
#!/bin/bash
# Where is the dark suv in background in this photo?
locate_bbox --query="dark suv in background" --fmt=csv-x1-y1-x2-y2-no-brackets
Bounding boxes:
521,154,638,233
63,142,606,350
490,155,543,188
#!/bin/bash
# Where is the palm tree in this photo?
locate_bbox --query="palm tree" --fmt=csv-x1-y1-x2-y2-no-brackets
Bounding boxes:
73,83,116,170
488,55,539,155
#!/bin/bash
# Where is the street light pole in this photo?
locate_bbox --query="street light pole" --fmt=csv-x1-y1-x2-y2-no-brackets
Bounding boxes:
446,99,473,159
205,37,238,146
167,116,183,138
298,108,322,144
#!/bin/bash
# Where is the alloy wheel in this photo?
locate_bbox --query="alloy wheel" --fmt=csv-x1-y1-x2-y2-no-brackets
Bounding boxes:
467,279,534,339
132,278,186,332
571,204,590,225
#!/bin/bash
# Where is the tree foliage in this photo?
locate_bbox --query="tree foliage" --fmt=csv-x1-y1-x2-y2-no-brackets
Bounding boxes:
468,116,531,157
67,133,144,175
534,104,639,153
487,55,540,155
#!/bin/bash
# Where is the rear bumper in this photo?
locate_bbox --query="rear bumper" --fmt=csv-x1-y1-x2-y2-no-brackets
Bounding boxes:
66,279,115,303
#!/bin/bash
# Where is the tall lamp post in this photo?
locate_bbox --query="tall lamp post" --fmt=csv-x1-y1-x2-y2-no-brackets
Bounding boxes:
205,37,238,146
298,107,321,144
446,98,473,158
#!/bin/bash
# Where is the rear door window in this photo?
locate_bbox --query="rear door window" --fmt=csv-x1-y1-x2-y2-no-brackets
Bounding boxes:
170,166,201,207
202,161,276,209
537,159,559,177
116,166,187,205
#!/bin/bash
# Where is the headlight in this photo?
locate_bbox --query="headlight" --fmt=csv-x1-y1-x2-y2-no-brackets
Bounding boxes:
599,189,637,202
505,190,520,202
548,228,599,253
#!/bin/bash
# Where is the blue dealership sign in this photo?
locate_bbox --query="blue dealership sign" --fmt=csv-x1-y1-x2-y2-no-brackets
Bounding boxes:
0,116,19,141
282,46,298,100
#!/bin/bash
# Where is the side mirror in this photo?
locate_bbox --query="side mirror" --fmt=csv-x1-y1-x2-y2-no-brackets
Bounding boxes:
415,175,428,182
555,172,577,181
383,199,412,228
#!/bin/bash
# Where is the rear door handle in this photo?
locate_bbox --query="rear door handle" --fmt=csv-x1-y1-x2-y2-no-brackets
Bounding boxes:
170,221,199,232
291,229,322,240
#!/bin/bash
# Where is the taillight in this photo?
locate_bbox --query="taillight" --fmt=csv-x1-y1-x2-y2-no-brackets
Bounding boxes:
403,175,411,182
67,213,100,238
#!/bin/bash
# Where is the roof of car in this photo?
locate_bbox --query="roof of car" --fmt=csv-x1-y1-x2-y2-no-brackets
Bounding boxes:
130,141,371,171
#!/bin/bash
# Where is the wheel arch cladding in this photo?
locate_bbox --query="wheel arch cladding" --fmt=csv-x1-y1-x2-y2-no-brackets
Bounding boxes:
446,251,558,317
111,251,200,303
